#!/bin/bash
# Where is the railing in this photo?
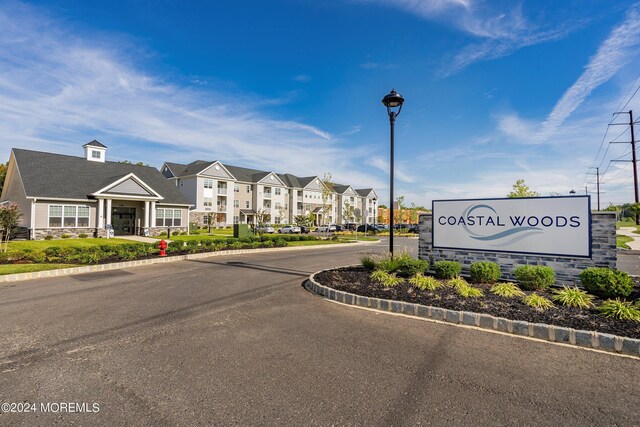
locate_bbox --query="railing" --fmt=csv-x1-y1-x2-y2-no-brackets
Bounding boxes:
217,188,227,195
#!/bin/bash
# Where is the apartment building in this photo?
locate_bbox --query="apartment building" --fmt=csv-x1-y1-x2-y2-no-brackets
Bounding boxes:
161,160,378,226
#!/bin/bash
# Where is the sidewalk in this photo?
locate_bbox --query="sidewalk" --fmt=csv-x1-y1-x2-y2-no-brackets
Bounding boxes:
617,227,640,250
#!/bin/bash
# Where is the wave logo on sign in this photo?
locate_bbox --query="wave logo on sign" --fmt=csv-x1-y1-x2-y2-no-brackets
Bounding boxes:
461,204,543,247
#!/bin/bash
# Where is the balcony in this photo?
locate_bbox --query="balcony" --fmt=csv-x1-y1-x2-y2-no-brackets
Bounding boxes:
217,205,227,211
217,188,227,195
263,192,272,199
297,196,303,201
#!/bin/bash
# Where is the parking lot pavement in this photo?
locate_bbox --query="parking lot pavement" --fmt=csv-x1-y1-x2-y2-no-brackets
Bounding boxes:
0,238,639,425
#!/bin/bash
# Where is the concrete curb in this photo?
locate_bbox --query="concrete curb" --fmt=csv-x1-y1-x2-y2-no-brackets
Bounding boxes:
306,267,640,358
0,240,379,284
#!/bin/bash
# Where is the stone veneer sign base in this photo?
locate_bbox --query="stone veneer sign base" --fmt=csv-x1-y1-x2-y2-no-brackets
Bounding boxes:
419,212,616,286
306,268,640,358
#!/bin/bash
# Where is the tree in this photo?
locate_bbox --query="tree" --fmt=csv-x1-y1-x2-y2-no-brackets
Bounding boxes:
0,162,7,196
507,179,540,198
409,202,419,224
0,203,22,252
276,203,287,225
254,208,271,235
343,201,355,224
395,195,405,224
321,172,335,225
294,215,310,227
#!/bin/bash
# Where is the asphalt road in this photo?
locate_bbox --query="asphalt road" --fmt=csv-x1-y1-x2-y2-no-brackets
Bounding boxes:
1,238,639,426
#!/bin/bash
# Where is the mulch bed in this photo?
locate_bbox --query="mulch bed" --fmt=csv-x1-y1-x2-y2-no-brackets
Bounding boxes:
315,266,640,339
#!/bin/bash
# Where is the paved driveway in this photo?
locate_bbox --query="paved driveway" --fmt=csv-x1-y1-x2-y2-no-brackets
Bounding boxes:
1,239,638,426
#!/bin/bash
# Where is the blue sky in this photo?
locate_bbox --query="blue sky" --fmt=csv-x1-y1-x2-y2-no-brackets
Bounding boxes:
2,0,640,208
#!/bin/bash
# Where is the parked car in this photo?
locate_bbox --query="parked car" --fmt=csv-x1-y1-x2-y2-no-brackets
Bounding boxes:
278,225,301,234
255,225,275,233
315,224,336,232
300,225,310,234
344,223,357,231
408,224,419,234
333,224,344,232
356,224,379,232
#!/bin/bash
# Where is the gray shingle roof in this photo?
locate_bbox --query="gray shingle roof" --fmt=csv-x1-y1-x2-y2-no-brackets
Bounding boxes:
356,188,375,197
13,148,190,205
82,140,107,148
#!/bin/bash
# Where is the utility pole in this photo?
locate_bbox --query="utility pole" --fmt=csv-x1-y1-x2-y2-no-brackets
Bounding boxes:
612,110,639,223
596,167,600,211
631,110,638,219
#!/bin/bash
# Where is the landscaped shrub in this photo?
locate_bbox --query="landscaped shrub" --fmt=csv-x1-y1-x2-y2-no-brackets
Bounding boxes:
434,260,461,279
469,261,501,284
185,240,201,253
229,241,244,250
23,249,47,263
394,253,429,278
552,286,595,309
61,234,71,239
522,293,554,311
490,283,525,298
382,273,403,287
456,284,483,298
579,267,633,299
78,233,88,239
446,275,468,289
513,265,555,290
370,269,388,283
44,234,54,240
360,255,378,271
172,231,181,236
598,299,640,322
408,273,441,291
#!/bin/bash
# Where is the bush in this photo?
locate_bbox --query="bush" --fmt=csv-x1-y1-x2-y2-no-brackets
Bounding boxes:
446,275,468,289
78,233,88,239
598,299,640,322
383,273,403,287
44,234,54,240
394,253,429,278
23,249,47,263
552,286,595,309
434,261,461,279
172,231,181,236
490,283,525,298
370,269,389,283
579,268,633,299
61,234,71,239
469,261,501,284
360,255,378,271
514,265,555,291
409,273,441,291
457,284,483,298
522,294,554,311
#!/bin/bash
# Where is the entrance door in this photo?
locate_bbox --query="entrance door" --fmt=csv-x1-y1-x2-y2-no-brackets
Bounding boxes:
111,207,136,235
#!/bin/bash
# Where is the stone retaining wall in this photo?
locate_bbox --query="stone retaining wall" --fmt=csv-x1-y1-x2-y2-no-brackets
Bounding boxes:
418,212,616,286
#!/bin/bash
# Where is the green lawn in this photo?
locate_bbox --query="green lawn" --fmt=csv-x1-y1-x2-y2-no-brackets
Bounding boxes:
189,228,234,236
617,235,633,249
7,238,134,251
169,234,230,242
0,263,78,275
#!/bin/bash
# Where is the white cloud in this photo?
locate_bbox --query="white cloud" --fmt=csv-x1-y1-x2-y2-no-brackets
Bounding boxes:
366,156,416,183
0,3,380,190
358,0,581,76
498,4,640,143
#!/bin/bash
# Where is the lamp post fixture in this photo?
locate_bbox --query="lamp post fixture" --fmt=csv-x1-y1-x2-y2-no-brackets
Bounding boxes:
382,89,405,258
569,189,576,196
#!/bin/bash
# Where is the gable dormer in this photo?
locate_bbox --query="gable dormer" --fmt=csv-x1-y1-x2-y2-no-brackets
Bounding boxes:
83,140,107,163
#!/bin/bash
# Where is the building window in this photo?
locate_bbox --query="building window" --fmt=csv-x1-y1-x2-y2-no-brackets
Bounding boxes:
203,197,213,207
274,217,281,224
233,215,239,223
48,204,90,228
246,201,250,209
246,185,250,193
234,184,240,192
91,150,101,159
204,178,213,189
234,200,239,208
275,188,281,195
156,208,182,226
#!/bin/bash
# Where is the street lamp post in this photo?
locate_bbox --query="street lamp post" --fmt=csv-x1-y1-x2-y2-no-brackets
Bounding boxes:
382,89,405,258
569,189,576,196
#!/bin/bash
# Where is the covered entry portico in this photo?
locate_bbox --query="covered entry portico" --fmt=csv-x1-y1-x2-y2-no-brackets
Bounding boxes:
94,173,163,236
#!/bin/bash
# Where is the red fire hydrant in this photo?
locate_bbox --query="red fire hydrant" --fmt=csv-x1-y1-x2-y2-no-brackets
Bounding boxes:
158,239,167,257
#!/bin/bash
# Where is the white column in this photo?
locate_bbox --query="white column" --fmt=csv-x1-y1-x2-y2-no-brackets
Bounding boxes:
98,198,104,228
30,199,36,240
150,201,156,227
106,199,112,225
144,201,150,228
